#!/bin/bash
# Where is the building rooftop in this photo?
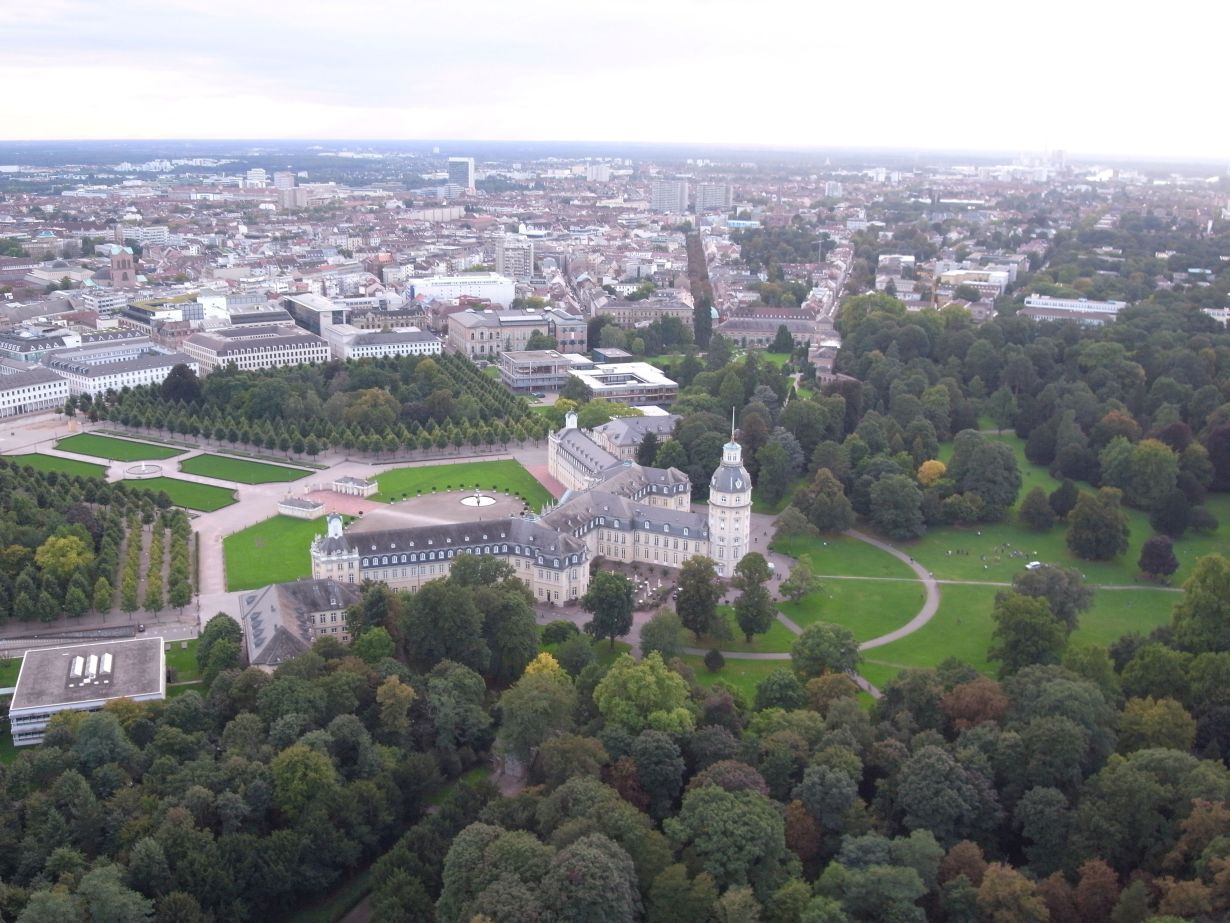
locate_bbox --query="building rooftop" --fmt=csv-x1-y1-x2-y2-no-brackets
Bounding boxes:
10,636,165,711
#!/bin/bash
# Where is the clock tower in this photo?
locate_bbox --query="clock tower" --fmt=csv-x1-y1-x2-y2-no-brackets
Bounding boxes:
707,417,752,578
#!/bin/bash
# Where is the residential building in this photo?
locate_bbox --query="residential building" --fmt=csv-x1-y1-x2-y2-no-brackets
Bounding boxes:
273,171,297,190
567,362,678,405
238,579,361,669
447,157,475,191
0,367,70,417
9,637,165,746
694,183,734,212
651,180,689,214
183,325,330,373
494,236,534,281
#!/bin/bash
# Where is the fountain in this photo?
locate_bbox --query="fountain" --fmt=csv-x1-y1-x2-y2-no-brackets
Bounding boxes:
125,462,163,480
460,486,496,508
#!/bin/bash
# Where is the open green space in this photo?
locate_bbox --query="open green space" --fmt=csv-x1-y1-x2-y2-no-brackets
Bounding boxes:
760,351,792,368
692,605,798,654
373,459,552,509
0,726,17,764
913,433,1225,586
167,682,205,699
682,655,785,702
1071,588,1178,649
0,658,20,688
56,433,182,461
165,638,201,682
780,577,926,643
859,584,997,691
125,476,236,511
180,453,310,484
772,533,915,580
9,453,108,479
224,515,332,591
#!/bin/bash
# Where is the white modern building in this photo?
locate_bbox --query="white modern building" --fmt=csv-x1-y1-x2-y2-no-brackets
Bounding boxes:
408,273,516,307
183,325,330,373
567,362,678,405
447,157,475,191
9,637,166,746
323,324,442,360
0,367,70,417
1022,294,1129,314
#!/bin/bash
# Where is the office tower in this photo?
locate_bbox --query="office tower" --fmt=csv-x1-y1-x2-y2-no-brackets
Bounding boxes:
447,157,475,191
651,180,689,214
495,236,534,281
273,171,297,190
824,181,843,197
694,183,733,212
245,168,268,188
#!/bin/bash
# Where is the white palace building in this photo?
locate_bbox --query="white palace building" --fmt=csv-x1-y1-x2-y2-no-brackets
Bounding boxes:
308,412,752,603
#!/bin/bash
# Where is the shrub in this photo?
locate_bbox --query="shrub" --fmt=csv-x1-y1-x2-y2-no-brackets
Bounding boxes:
704,649,726,673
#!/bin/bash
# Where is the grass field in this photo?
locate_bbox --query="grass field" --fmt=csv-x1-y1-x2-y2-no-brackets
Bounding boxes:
691,605,799,653
912,433,1226,586
9,453,107,478
164,638,200,682
0,658,20,688
224,515,333,591
56,433,182,461
682,655,785,702
180,453,310,484
781,578,927,642
373,460,552,509
125,476,236,511
167,682,205,699
761,352,792,368
772,533,916,579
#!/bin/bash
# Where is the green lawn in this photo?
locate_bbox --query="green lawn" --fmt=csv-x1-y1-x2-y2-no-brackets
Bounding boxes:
761,352,792,368
681,655,785,702
224,515,334,591
0,726,17,764
691,605,798,654
780,578,927,643
165,639,200,682
167,682,205,699
8,453,108,478
125,477,236,511
772,533,916,579
56,433,182,461
180,453,310,484
859,584,998,690
0,658,20,688
1071,588,1179,649
912,433,1226,586
373,460,552,509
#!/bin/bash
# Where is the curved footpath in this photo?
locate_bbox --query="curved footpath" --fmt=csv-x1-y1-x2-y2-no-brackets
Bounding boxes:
678,528,943,699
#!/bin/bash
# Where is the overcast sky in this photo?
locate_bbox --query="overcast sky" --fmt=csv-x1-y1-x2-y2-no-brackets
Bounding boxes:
3,0,1225,161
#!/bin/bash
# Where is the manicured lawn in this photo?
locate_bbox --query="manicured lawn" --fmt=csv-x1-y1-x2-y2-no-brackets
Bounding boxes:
911,433,1226,586
682,655,785,702
224,515,333,591
165,638,200,682
780,578,926,643
772,533,915,580
859,584,998,690
761,352,792,368
9,453,108,478
1072,588,1179,649
373,460,552,509
691,605,798,654
0,658,20,688
125,477,236,511
56,433,182,461
180,453,310,484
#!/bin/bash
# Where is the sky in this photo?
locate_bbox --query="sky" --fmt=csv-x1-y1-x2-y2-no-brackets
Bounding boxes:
3,0,1227,161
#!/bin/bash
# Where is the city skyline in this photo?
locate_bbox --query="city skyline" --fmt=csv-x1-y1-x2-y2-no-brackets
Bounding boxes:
4,0,1227,161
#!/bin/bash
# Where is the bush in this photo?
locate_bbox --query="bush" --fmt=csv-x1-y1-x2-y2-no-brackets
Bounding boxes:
704,649,726,673
541,620,581,645
1189,507,1220,534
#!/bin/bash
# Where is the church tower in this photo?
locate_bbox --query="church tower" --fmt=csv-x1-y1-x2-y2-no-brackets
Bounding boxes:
707,415,752,578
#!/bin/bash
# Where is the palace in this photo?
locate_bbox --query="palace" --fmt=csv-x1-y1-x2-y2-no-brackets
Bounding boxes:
308,411,752,602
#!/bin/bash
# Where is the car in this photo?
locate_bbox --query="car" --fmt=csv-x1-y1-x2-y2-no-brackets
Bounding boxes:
136,623,146,632
1026,561,1043,570
531,391,547,399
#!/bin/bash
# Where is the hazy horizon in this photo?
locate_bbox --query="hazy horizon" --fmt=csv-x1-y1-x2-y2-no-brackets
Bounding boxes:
4,0,1227,162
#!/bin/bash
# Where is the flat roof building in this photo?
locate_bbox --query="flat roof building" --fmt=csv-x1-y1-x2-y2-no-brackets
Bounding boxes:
568,362,678,406
9,636,166,746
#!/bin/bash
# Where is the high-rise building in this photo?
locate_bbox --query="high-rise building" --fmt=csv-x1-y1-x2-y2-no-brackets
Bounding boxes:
585,163,611,182
694,183,733,213
273,171,297,190
824,181,843,197
245,168,268,188
495,236,534,281
447,157,475,191
651,180,689,214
